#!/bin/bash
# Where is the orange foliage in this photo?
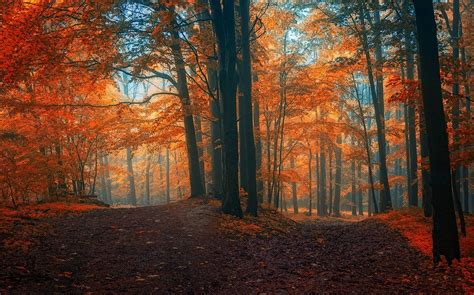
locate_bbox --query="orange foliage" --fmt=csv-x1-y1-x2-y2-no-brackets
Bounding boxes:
376,208,474,257
219,199,297,238
376,209,474,291
0,201,103,220
375,208,433,256
0,201,103,253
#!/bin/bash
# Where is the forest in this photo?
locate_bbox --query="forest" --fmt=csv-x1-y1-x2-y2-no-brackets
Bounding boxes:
0,0,473,293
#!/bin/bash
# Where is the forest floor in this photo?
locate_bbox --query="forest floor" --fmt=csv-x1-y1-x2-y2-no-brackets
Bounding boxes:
0,198,472,294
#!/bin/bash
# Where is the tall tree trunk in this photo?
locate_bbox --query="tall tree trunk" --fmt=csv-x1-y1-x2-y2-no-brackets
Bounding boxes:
451,0,463,212
351,143,357,216
254,98,264,205
274,90,288,210
400,55,408,209
265,117,272,204
144,153,151,206
420,110,433,217
210,94,224,199
373,2,392,211
55,143,67,197
413,53,433,217
460,24,470,213
189,62,208,196
328,147,333,215
358,2,392,212
196,0,224,199
173,151,183,199
238,87,248,192
368,172,372,216
291,156,298,214
104,154,112,203
98,155,107,202
333,135,342,216
90,148,98,196
404,104,411,208
352,74,378,214
315,151,320,214
413,0,460,264
194,115,207,195
308,148,313,215
319,144,327,216
394,92,403,209
239,0,258,216
404,9,419,206
126,147,137,206
210,0,243,217
269,31,289,209
170,16,205,198
166,148,171,204
357,162,364,215
271,115,280,208
157,153,163,200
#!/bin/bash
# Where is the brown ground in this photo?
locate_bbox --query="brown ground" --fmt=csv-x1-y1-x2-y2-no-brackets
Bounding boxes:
0,199,468,294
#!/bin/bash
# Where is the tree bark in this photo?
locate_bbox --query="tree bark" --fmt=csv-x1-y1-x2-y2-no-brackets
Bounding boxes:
308,148,313,215
144,153,151,206
194,115,207,195
319,144,327,216
420,110,432,217
166,148,171,204
412,47,433,217
333,135,342,216
351,142,357,216
358,2,392,212
209,0,243,217
239,0,258,216
104,154,112,203
404,103,411,208
291,156,298,214
404,8,419,207
195,0,224,199
126,147,137,206
169,17,205,198
98,155,107,202
210,93,224,199
315,150,320,214
460,24,470,213
238,87,248,193
269,31,289,209
413,0,460,264
357,162,364,215
265,116,272,204
451,0,462,211
352,74,378,214
254,98,264,205
328,147,333,215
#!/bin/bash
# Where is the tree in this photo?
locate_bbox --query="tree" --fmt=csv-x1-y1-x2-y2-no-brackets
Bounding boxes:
412,0,460,264
290,156,299,214
195,0,224,199
319,143,328,216
403,0,418,207
166,148,171,204
333,135,342,216
144,153,152,205
209,0,243,217
163,12,205,198
355,1,392,212
239,0,258,216
126,147,137,206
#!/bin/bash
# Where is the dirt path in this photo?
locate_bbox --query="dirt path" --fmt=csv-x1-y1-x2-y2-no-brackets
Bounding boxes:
0,199,465,294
